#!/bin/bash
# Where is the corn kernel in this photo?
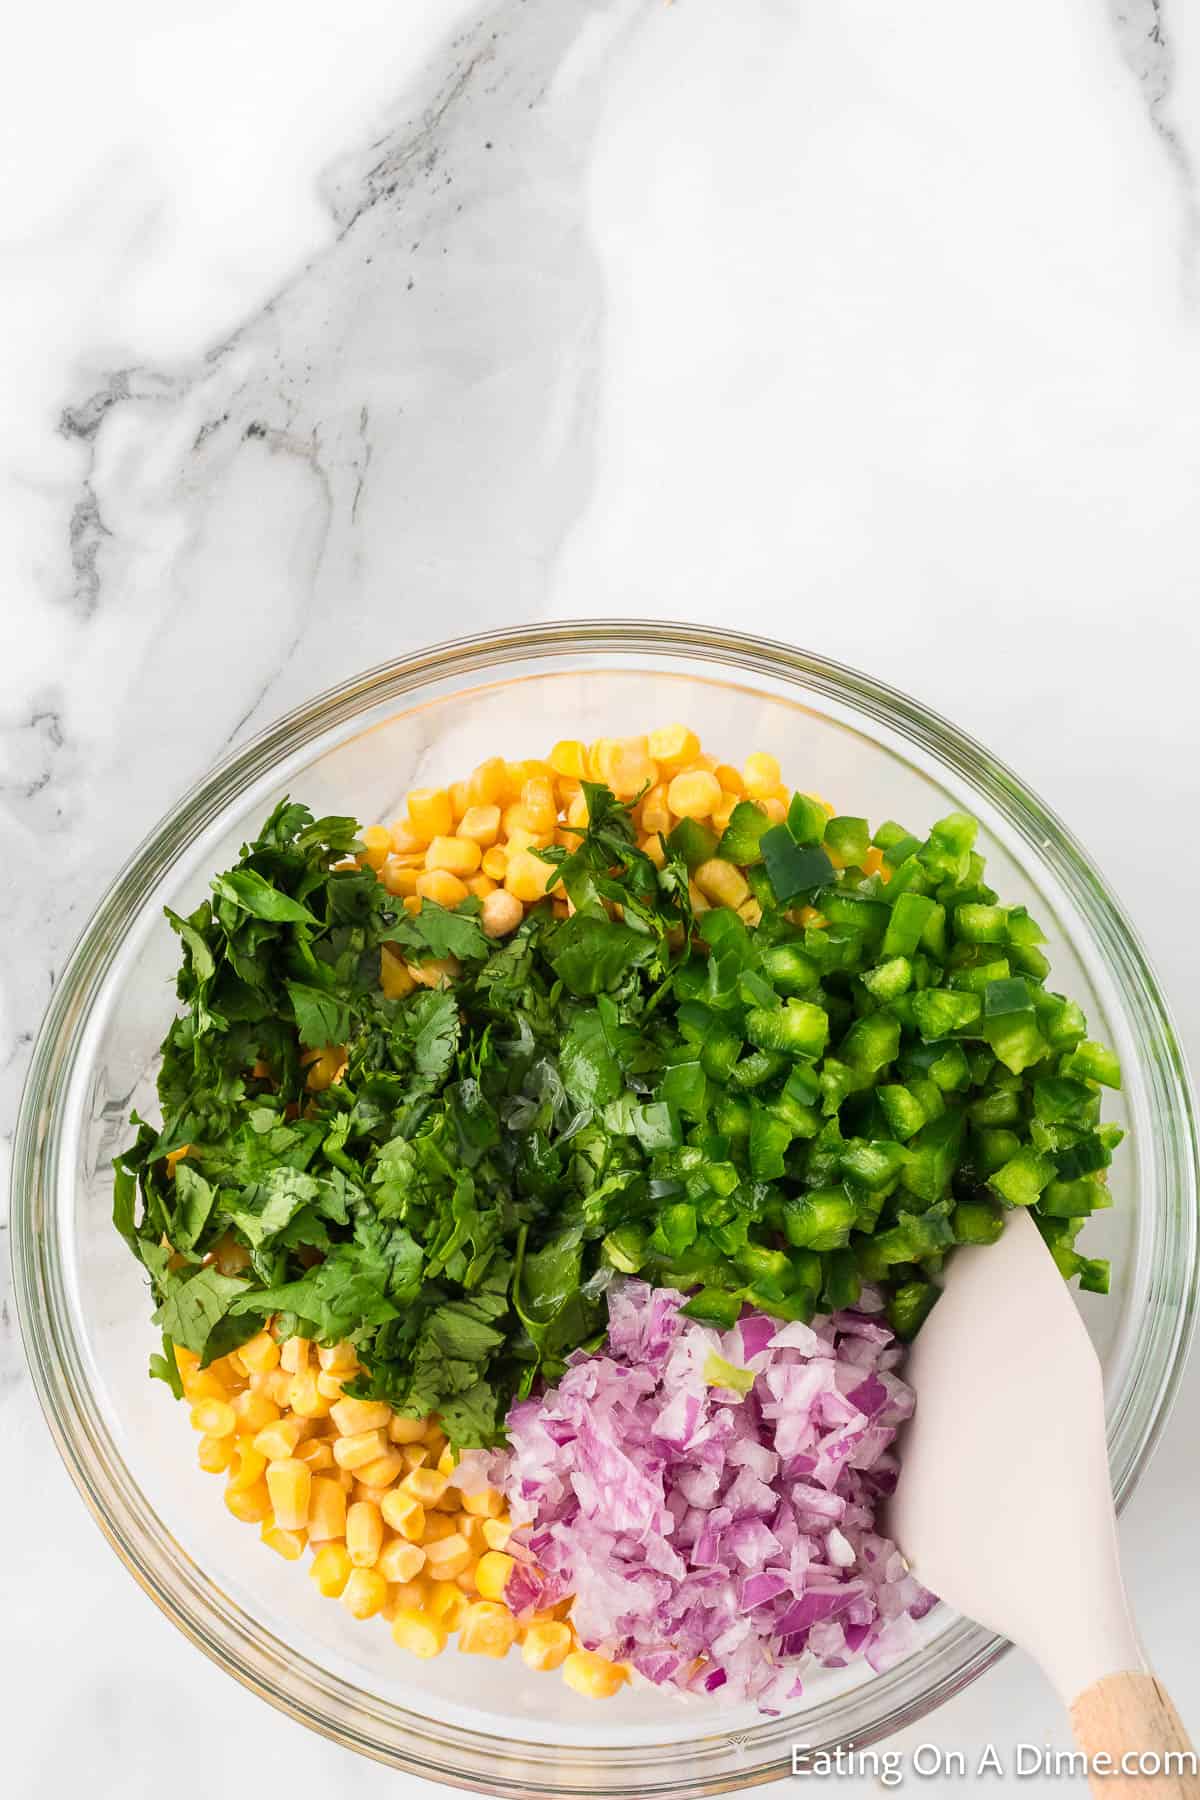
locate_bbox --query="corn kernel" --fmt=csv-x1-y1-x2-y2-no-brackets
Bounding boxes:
381,1489,426,1540
261,1521,307,1560
522,1620,572,1672
459,1600,518,1659
481,1518,512,1551
310,1541,352,1598
423,1533,472,1580
209,1351,248,1389
189,1397,236,1438
305,1045,347,1092
458,1515,487,1554
474,1550,515,1600
467,757,507,807
333,1427,389,1472
379,941,418,996
504,849,552,904
407,788,453,840
387,1413,427,1446
639,783,672,836
648,724,701,770
638,832,666,868
342,1567,388,1620
667,769,722,819
316,1371,345,1402
281,1335,310,1375
465,873,496,900
379,856,420,898
738,898,764,927
448,779,470,822
401,1467,448,1506
520,776,557,834
226,1442,267,1493
759,796,787,824
425,834,482,876
183,1369,229,1404
863,844,888,880
428,1580,470,1630
693,857,751,909
288,1371,332,1419
360,823,393,870
347,1501,383,1568
225,1478,271,1523
797,904,827,928
356,1450,406,1489
197,1434,234,1474
253,1416,309,1461
714,763,744,795
353,1481,392,1509
317,1341,358,1374
239,1330,280,1375
401,1444,429,1472
173,1343,201,1379
386,1577,431,1615
420,1511,458,1544
408,953,459,988
391,1609,448,1658
743,751,781,798
265,1458,312,1532
329,1396,391,1437
415,868,470,907
562,1649,626,1698
600,739,658,799
451,803,500,850
435,1443,455,1477
548,739,586,778
460,1486,504,1518
481,843,508,880
306,1474,348,1542
378,1539,426,1583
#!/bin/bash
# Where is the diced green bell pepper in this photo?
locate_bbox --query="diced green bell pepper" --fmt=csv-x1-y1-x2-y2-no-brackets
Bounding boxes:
782,1187,856,1251
717,801,772,866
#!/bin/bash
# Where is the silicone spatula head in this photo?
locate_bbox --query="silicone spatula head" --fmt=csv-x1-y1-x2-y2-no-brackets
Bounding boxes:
888,1207,1140,1701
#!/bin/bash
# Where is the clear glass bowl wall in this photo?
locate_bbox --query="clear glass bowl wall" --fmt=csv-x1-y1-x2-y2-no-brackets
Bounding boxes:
13,623,1198,1795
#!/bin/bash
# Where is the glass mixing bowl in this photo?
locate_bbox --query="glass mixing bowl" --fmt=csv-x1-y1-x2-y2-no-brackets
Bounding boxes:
12,622,1199,1794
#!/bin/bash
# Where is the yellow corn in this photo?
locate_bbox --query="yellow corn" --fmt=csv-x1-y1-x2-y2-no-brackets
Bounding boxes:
332,1427,388,1472
401,1467,448,1506
759,796,787,824
378,1539,426,1583
197,1434,234,1474
638,832,666,868
356,1450,406,1489
306,1475,348,1543
667,769,722,819
265,1458,312,1533
381,1489,426,1541
310,1541,352,1598
379,857,420,899
400,1443,429,1472
504,850,552,903
427,1580,469,1630
385,1576,431,1616
548,739,586,778
390,1609,448,1658
406,788,453,840
330,1396,391,1437
474,1550,515,1600
458,1600,518,1659
561,1649,626,1698
252,1415,308,1461
316,1341,357,1374
460,1486,504,1518
341,1567,388,1620
295,1438,334,1473
456,803,501,848
480,843,508,881
458,1515,487,1555
639,783,672,835
522,1621,572,1672
415,868,469,907
423,1533,472,1581
380,942,418,996
648,724,701,771
387,1413,426,1445
714,762,744,795
226,1442,267,1493
481,1518,512,1551
425,834,482,876
189,1398,236,1438
346,1500,383,1567
448,779,470,822
434,1442,455,1476
420,1511,459,1545
261,1521,307,1560
743,751,781,798
359,823,393,870
287,1371,332,1420
519,776,557,835
225,1478,271,1524
693,857,751,909
232,1389,281,1435
239,1330,281,1375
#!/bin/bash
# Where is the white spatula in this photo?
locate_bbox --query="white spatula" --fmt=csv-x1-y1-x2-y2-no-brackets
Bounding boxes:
889,1206,1198,1798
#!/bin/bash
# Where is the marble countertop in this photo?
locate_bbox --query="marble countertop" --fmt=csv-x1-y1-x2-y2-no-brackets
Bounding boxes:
2,1,1197,1794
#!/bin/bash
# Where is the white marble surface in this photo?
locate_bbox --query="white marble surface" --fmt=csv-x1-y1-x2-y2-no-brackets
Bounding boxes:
2,1,1199,1793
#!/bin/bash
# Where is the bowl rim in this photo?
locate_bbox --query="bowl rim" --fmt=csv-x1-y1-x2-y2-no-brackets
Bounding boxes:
11,618,1200,1794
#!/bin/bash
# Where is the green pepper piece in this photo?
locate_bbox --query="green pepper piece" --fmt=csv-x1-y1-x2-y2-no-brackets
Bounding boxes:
759,941,820,993
760,828,835,904
667,817,719,868
716,801,772,867
602,1224,650,1272
839,1138,907,1190
861,955,913,1001
1060,1039,1122,1090
877,1084,927,1141
824,816,871,867
899,1109,965,1204
1037,1176,1110,1217
1078,1258,1110,1295
971,1126,1021,1175
952,1200,1004,1245
952,902,1009,944
745,998,829,1059
736,1242,795,1287
729,1047,789,1090
749,1103,793,1180
658,1060,708,1120
840,1011,902,1075
989,1146,1056,1207
887,1279,939,1339
785,792,829,845
650,1202,698,1258
713,1092,752,1139
783,1188,856,1252
681,1287,741,1327
873,820,923,868
911,989,981,1041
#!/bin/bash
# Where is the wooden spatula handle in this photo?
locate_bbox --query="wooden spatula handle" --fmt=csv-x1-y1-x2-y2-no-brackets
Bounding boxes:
1071,1672,1200,1797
